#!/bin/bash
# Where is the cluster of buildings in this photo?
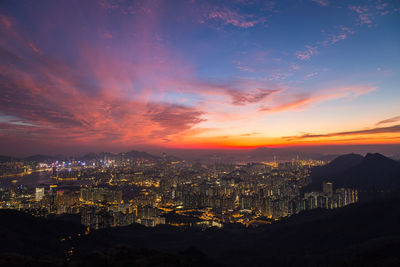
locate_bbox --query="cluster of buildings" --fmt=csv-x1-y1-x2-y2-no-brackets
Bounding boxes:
0,155,358,230
79,188,165,229
304,182,358,210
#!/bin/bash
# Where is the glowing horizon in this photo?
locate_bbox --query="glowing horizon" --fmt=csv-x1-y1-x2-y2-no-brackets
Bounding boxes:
0,0,399,155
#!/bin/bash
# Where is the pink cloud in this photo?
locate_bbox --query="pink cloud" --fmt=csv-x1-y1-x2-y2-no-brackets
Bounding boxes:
322,26,355,46
376,2,388,10
260,85,377,113
0,15,12,29
259,96,313,112
296,46,318,60
299,26,355,60
157,78,284,107
0,6,211,151
349,5,369,14
311,0,329,7
359,13,373,24
207,7,265,28
349,2,399,24
100,31,113,39
304,72,318,79
349,5,373,25
330,33,347,44
99,0,154,15
236,61,254,72
27,42,41,54
0,6,283,153
296,1,395,62
0,1,390,155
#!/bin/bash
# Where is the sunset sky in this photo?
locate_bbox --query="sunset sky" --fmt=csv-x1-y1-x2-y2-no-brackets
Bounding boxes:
0,0,399,155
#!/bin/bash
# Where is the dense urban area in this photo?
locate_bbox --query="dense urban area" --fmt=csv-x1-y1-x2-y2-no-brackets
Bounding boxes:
0,151,358,230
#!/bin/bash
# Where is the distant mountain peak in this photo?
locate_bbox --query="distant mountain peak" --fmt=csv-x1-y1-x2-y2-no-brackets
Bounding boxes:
80,150,160,161
325,153,364,169
364,152,389,161
307,152,400,194
254,147,271,152
334,153,363,160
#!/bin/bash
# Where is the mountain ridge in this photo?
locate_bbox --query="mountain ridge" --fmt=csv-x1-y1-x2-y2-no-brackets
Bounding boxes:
306,153,400,197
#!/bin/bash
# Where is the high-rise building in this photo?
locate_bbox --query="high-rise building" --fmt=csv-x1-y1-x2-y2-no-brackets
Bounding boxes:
49,185,58,196
80,187,122,204
35,187,45,201
323,182,333,197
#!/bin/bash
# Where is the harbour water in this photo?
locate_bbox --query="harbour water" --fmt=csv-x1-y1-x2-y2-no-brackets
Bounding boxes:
0,171,54,188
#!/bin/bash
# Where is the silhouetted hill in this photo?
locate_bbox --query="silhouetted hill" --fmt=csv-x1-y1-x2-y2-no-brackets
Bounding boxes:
391,154,400,161
165,147,332,163
0,211,219,266
313,153,364,176
2,195,400,266
306,153,400,196
80,152,114,160
0,155,20,162
232,147,330,162
336,153,400,188
76,195,400,266
124,150,160,160
71,246,221,267
80,150,160,161
23,154,62,163
0,210,84,263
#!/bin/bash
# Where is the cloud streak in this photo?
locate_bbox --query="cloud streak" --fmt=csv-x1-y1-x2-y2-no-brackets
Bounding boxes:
311,0,329,7
283,125,400,141
260,85,377,113
206,7,266,28
349,5,373,25
296,46,318,60
376,116,400,126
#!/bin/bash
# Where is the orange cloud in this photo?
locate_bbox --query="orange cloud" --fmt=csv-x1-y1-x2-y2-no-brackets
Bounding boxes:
0,4,391,155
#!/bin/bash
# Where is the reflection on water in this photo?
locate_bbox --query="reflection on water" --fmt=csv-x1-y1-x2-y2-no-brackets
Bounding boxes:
0,171,93,188
0,171,54,188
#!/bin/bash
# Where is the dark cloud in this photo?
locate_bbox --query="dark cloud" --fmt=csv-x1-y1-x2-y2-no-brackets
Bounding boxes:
0,44,206,148
228,88,278,106
146,103,206,138
283,125,400,141
376,116,400,125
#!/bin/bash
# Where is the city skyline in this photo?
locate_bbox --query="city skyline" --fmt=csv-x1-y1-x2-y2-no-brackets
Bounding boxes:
0,0,399,155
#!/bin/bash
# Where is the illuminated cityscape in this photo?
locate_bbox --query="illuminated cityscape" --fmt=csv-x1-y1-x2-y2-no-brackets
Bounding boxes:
0,153,360,229
0,0,399,265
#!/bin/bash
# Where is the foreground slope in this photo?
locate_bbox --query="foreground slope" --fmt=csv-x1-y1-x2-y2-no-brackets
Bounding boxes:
1,193,400,266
